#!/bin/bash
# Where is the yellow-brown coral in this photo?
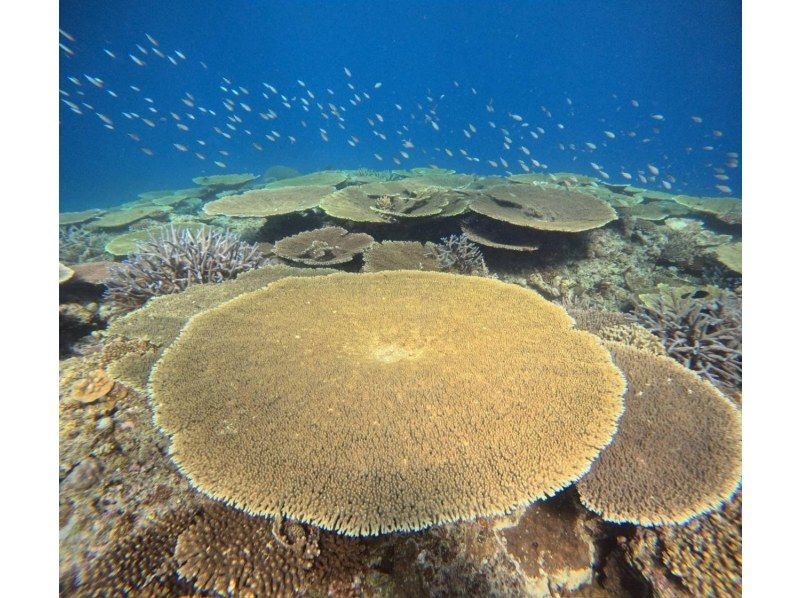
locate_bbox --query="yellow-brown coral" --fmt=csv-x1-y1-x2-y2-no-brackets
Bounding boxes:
273,226,374,266
175,503,370,597
151,271,626,535
361,241,440,272
470,183,617,232
203,185,334,217
576,342,742,526
192,172,257,187
72,369,114,404
659,489,742,595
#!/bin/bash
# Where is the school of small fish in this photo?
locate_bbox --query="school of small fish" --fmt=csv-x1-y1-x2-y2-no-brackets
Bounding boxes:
59,29,740,195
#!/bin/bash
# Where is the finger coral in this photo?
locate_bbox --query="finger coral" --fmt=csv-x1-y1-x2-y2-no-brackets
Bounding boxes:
150,271,626,535
576,342,742,526
104,225,271,311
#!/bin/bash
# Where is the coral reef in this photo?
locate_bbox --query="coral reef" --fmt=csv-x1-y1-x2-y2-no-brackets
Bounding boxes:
59,226,111,263
576,342,742,526
430,234,492,276
104,225,270,310
59,302,106,357
59,167,743,596
150,271,625,535
634,288,742,390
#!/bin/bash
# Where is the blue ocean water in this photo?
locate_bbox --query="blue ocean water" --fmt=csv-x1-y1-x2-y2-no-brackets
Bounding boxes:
59,0,741,212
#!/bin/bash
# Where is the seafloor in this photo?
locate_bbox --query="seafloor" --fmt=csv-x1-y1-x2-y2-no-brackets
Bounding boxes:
59,167,742,597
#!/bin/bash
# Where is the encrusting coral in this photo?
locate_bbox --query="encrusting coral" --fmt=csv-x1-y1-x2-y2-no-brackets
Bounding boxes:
104,225,270,310
576,342,742,526
79,507,201,597
150,271,626,536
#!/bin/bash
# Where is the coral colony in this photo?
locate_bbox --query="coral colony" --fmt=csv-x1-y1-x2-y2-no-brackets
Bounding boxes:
60,168,742,597
104,225,270,309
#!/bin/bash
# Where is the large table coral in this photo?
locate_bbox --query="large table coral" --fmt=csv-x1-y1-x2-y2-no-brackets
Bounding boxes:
150,271,626,536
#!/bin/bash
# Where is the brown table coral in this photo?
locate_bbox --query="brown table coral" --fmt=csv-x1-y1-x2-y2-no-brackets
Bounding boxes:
576,342,742,526
150,271,626,536
273,226,374,265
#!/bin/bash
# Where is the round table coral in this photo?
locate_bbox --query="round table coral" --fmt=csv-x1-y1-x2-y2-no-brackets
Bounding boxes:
151,271,626,536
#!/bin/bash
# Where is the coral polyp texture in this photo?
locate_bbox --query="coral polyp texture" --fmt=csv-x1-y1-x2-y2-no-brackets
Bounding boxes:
150,271,626,536
576,342,742,526
104,225,270,310
361,240,440,272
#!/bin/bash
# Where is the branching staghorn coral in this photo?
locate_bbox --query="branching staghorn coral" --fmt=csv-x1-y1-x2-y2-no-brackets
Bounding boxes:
430,234,491,277
59,226,111,263
634,289,742,390
105,225,270,310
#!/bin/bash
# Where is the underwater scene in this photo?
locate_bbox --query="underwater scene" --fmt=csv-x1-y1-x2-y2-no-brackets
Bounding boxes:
59,1,742,596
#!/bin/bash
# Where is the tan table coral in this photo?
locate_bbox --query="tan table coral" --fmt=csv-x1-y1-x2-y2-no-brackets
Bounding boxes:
150,271,626,535
203,185,334,218
59,262,74,285
713,241,742,274
86,206,171,230
192,173,257,188
262,170,348,188
470,184,617,232
673,195,742,225
576,342,742,526
362,241,440,272
59,209,104,226
273,226,374,266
